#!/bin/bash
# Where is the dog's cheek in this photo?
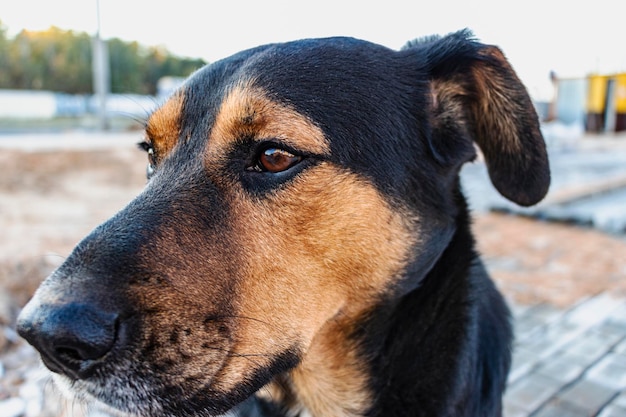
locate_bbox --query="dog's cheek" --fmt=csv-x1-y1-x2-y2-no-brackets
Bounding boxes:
227,164,416,363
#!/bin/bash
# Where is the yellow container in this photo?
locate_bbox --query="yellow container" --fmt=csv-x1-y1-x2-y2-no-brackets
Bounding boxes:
586,74,609,113
614,73,626,114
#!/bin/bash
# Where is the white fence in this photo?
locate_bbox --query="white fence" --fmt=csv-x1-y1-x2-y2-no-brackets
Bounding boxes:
0,90,159,119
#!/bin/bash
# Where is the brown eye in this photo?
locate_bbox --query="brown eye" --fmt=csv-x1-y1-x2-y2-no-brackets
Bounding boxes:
257,148,302,173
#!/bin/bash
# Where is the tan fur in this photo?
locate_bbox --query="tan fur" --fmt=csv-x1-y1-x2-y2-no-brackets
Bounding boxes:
202,81,418,411
208,81,330,160
286,313,372,417
215,165,416,414
430,79,469,132
471,47,523,153
146,90,185,161
431,48,524,156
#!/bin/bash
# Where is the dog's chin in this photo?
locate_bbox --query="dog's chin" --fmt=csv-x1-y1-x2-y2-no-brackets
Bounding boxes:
50,373,233,417
48,366,260,417
51,373,163,417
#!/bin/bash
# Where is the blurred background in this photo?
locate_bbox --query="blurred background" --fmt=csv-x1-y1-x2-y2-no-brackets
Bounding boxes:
0,1,625,416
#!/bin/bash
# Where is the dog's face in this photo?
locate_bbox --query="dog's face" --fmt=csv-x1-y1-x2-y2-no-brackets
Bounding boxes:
17,32,549,417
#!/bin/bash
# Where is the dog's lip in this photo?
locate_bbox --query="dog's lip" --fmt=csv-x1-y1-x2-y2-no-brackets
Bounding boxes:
51,373,151,417
39,312,241,412
55,352,234,417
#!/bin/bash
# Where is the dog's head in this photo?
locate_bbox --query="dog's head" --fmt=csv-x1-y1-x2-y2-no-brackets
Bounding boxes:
17,30,549,416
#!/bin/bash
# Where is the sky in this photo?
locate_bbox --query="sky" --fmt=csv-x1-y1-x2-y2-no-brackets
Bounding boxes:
1,0,624,101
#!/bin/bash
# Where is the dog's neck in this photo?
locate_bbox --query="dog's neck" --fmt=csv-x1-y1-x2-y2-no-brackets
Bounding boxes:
258,234,465,415
259,305,376,417
255,201,509,417
259,258,475,417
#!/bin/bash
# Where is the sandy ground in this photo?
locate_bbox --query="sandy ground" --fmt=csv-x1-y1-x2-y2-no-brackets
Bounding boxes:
1,143,625,327
0,145,147,334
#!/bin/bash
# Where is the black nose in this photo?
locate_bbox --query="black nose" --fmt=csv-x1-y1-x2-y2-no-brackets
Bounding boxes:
17,302,119,379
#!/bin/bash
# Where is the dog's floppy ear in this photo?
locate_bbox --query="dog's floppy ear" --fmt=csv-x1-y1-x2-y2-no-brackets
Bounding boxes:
405,30,550,207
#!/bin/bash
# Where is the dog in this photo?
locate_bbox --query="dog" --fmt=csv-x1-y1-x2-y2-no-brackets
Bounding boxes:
17,29,550,417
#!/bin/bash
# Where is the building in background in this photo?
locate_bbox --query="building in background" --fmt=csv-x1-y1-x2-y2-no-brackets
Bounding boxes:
552,73,626,134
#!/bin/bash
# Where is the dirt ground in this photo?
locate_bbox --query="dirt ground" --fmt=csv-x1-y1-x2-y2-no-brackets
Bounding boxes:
1,144,625,333
474,214,626,307
0,146,147,334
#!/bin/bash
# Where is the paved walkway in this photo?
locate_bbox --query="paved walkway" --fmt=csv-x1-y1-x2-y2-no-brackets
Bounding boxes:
505,293,626,417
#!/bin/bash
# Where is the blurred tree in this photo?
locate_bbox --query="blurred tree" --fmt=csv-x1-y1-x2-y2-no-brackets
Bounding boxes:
108,38,143,94
0,25,206,94
139,45,204,95
0,20,9,87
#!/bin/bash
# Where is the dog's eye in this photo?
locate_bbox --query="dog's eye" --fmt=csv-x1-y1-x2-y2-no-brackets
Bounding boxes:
253,147,302,173
138,140,157,179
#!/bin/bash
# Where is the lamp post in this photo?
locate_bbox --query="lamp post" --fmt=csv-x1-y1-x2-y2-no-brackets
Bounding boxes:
92,0,110,130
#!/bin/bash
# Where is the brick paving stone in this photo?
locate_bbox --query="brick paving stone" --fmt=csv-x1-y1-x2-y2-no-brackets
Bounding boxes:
508,347,540,384
565,350,611,371
515,315,548,342
523,321,582,360
607,302,626,326
509,301,532,319
534,354,586,383
563,331,616,364
599,405,626,417
525,303,564,324
514,304,563,342
614,339,626,355
504,294,626,417
591,326,626,346
587,353,626,390
596,315,626,337
532,400,589,417
503,401,528,417
504,372,562,412
556,379,618,414
612,392,626,408
564,294,624,329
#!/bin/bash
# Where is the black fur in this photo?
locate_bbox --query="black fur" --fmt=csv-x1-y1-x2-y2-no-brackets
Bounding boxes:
363,187,511,417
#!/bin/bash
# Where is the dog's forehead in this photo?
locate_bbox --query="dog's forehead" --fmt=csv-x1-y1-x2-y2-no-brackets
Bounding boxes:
228,39,410,133
146,38,390,148
185,36,404,122
214,36,394,88
207,80,330,156
145,36,426,191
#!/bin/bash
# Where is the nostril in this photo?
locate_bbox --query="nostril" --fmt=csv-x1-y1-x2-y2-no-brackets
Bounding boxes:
56,347,83,362
44,346,87,375
17,302,119,379
55,344,99,363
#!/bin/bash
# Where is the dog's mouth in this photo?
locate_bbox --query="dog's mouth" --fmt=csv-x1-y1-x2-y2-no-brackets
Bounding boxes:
25,307,300,417
51,372,166,417
47,339,235,417
51,346,298,417
45,333,231,416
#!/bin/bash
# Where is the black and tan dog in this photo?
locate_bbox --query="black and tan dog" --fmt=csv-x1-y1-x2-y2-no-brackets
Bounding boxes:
17,30,549,417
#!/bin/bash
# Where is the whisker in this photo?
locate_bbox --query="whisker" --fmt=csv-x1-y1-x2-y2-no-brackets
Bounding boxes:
200,344,271,369
204,313,288,334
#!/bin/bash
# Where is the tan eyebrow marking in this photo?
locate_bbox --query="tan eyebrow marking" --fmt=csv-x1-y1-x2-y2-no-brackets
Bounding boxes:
208,80,329,158
146,90,185,160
